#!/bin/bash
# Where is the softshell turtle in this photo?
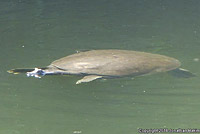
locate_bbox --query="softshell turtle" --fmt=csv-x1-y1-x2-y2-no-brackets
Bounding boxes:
8,49,194,84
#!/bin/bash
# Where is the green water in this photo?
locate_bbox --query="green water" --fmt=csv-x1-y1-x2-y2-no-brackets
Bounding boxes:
1,0,200,134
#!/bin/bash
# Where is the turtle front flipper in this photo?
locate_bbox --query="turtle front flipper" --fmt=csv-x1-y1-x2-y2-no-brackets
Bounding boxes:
76,75,103,84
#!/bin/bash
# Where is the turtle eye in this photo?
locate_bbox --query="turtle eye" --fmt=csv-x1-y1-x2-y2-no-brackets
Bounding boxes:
37,70,45,76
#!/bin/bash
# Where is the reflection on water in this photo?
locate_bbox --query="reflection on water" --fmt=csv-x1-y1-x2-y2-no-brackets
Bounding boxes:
0,0,200,134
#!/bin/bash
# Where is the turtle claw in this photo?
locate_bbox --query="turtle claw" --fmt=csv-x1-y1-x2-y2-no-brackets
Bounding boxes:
26,68,45,78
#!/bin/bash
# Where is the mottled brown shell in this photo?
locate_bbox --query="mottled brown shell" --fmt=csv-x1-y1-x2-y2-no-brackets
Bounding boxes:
50,50,181,77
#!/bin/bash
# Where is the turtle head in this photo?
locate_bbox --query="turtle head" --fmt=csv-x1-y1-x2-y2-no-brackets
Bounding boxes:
26,68,46,78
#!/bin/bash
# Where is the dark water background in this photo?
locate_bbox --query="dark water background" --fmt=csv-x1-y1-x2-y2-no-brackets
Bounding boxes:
0,0,200,134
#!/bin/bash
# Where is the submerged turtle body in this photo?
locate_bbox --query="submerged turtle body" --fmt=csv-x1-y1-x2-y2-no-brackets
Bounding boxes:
49,50,180,76
8,49,193,84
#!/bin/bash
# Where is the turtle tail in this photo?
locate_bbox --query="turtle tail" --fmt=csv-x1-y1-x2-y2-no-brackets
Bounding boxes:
7,68,47,74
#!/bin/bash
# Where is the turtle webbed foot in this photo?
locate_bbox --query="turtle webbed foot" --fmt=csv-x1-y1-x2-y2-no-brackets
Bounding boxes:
76,75,103,84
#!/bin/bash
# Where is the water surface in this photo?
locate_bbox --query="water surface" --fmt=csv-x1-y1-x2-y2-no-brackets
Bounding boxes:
1,0,200,134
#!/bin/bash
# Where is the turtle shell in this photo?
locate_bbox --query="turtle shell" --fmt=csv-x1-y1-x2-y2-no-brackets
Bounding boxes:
50,50,181,77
